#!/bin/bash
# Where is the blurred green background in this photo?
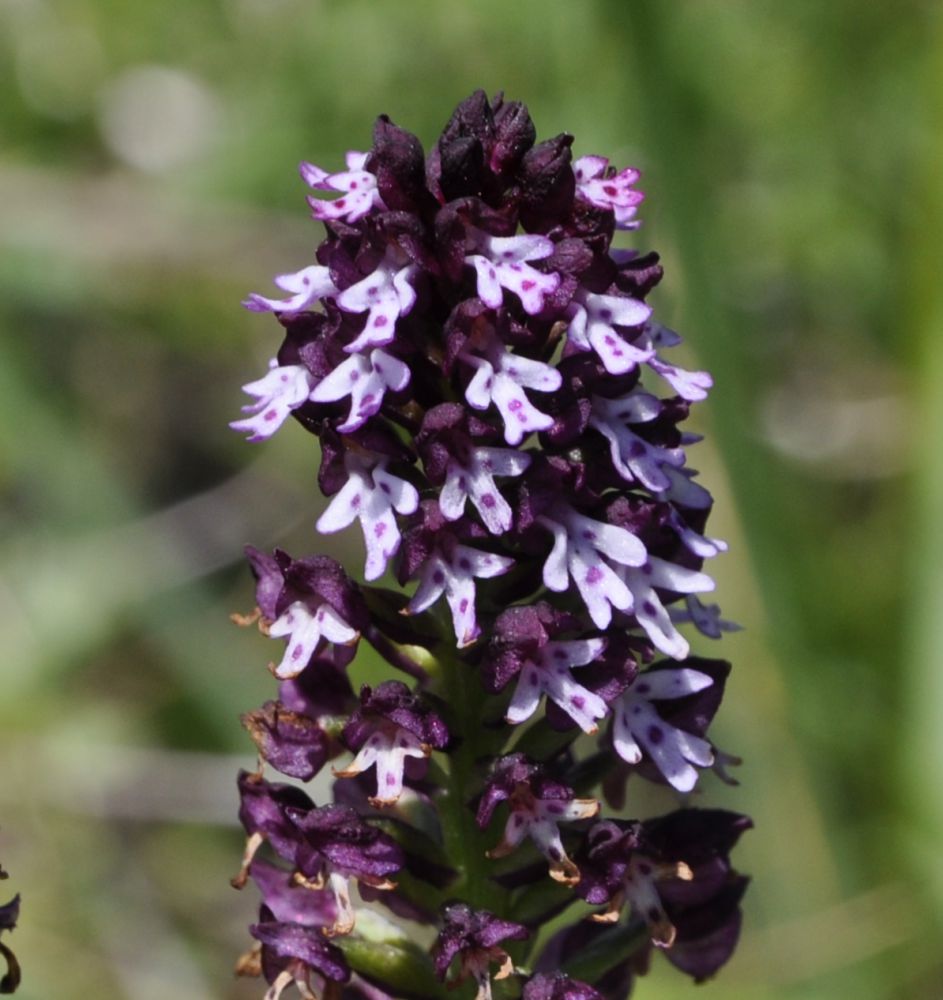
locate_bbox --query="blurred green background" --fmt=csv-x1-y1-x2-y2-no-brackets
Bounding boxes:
2,1,942,997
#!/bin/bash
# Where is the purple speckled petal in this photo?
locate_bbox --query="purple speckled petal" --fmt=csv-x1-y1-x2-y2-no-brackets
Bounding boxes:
230,362,316,441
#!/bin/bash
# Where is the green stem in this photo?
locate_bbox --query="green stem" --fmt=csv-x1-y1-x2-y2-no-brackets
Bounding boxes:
437,644,508,914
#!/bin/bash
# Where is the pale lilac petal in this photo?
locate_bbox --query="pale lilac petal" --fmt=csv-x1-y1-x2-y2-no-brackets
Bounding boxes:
337,259,417,353
315,478,363,533
465,230,559,315
316,456,416,580
646,355,713,401
569,545,633,629
469,256,503,309
539,518,570,592
502,354,562,392
439,467,469,521
566,292,653,375
230,363,316,442
464,357,496,411
309,350,410,432
634,667,713,700
574,157,644,230
317,605,358,644
567,512,647,568
477,448,531,477
268,601,354,679
573,155,608,183
243,265,337,314
544,638,607,668
407,557,448,615
506,665,544,725
460,340,559,445
454,544,514,579
657,466,714,509
492,373,554,445
646,557,715,595
542,667,609,733
301,152,383,223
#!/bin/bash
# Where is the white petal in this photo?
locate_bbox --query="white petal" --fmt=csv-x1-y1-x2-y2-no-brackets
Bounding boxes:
506,666,543,724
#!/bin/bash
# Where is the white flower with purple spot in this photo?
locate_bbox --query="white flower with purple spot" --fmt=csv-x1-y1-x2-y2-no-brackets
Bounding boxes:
565,289,653,375
309,348,410,433
612,668,716,792
301,151,384,223
230,361,317,441
488,793,599,884
465,228,560,315
439,447,531,534
573,155,644,230
406,545,514,648
336,253,418,353
316,455,419,581
539,505,647,629
505,637,610,734
334,728,428,806
267,600,359,680
461,340,561,446
589,392,685,492
615,557,715,660
666,507,727,559
639,325,713,401
242,263,337,314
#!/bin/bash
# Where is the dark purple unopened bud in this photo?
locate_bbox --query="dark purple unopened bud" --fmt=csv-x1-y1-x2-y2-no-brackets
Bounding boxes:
286,803,403,935
519,134,575,232
523,972,603,1000
278,657,355,718
432,903,528,1000
661,872,750,983
250,908,350,999
241,701,332,781
368,116,430,214
336,680,449,806
490,97,537,175
235,772,315,883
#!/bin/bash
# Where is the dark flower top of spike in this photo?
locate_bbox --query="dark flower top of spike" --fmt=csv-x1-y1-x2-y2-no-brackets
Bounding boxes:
230,90,750,1000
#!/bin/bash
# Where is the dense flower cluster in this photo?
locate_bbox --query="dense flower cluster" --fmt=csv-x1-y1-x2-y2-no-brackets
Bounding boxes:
231,91,750,1000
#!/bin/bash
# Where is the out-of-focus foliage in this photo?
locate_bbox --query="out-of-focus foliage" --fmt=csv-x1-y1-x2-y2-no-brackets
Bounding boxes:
0,1,940,998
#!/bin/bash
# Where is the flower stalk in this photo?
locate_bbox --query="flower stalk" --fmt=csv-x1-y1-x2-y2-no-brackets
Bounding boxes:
229,90,751,1000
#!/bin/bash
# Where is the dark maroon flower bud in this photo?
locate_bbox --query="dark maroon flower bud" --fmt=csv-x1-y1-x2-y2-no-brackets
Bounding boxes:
522,971,602,1000
490,98,536,175
286,803,403,935
235,772,314,883
432,902,528,1000
242,701,332,781
369,116,431,215
519,134,575,232
249,907,350,999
